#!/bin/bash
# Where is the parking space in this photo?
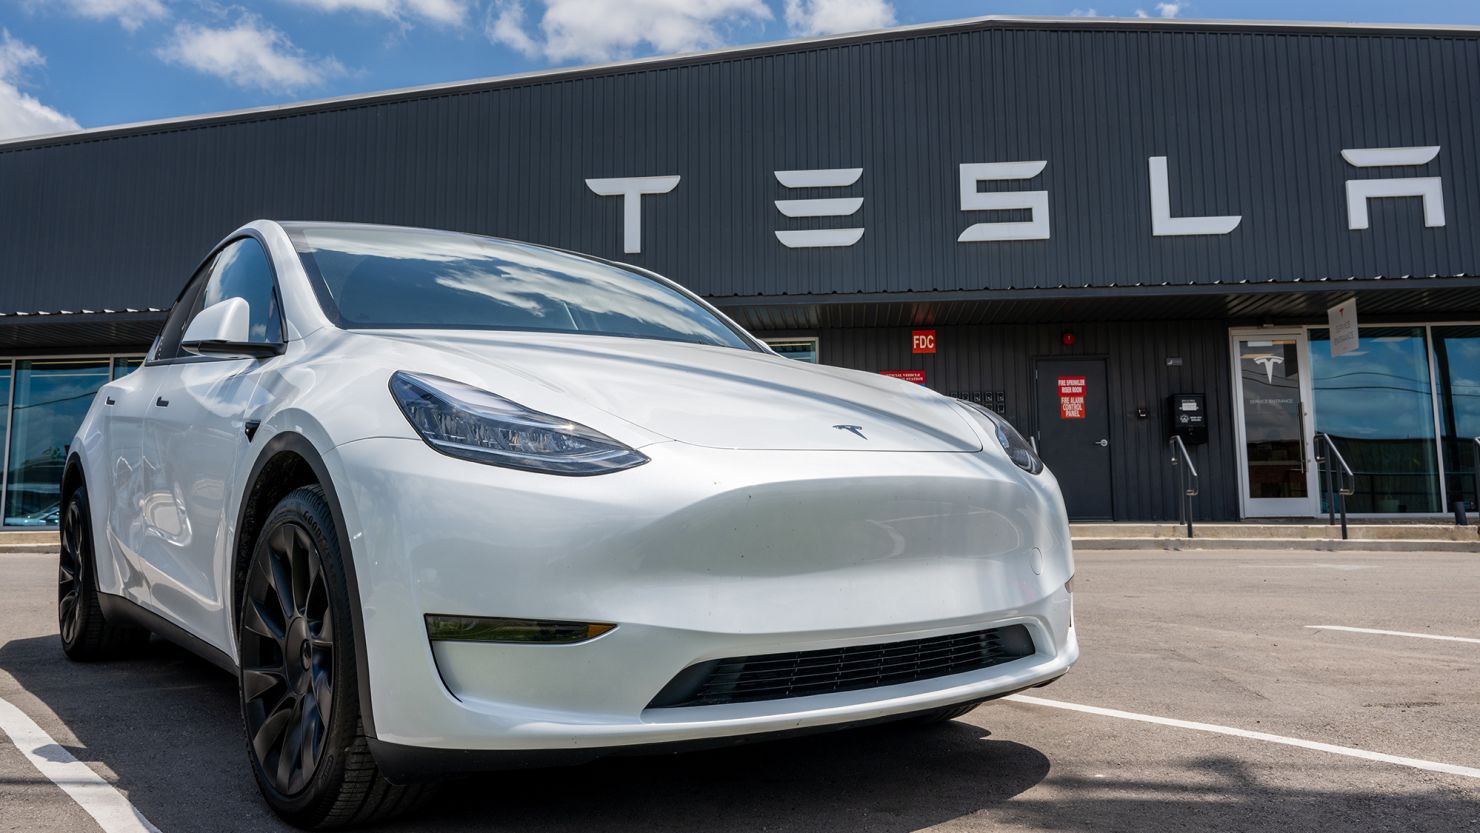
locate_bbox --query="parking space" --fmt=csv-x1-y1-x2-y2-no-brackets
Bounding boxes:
2,548,1477,833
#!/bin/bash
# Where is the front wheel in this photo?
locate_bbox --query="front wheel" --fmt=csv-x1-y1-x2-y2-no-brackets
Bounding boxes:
238,485,423,829
58,483,149,661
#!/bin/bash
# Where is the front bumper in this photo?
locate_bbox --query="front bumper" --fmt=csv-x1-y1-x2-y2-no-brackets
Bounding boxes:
325,437,1077,760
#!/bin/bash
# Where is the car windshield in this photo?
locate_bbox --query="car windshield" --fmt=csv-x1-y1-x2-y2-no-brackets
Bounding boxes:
286,224,753,350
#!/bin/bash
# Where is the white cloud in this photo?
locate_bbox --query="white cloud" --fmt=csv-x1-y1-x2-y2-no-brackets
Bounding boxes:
0,31,80,140
1135,2,1182,17
1071,8,1098,15
486,1,541,57
157,15,345,92
281,0,472,27
52,0,168,31
783,0,894,36
486,0,773,64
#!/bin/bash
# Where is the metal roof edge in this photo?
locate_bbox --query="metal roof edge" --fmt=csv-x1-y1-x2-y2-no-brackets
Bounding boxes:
709,275,1480,307
3,14,1479,153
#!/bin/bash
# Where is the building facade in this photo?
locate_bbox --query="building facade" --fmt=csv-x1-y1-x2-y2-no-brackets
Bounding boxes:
1,16,1478,524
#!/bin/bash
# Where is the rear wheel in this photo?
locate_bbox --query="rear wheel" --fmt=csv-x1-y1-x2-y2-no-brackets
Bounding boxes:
58,484,149,661
238,485,423,829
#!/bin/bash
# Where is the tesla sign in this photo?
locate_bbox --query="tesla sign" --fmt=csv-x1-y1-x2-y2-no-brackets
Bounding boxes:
587,146,1445,253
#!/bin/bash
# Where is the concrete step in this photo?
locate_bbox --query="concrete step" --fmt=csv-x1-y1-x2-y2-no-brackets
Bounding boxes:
1071,522,1480,542
1073,536,1479,553
0,530,59,545
0,542,58,553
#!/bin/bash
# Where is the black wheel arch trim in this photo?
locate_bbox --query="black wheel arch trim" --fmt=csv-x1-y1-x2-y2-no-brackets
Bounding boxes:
233,431,378,739
96,592,236,672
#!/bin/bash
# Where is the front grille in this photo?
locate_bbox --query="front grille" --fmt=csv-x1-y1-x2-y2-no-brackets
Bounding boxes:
648,624,1035,708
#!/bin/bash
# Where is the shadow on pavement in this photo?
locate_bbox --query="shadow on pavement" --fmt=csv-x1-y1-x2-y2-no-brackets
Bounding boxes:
0,634,1047,832
7,632,1474,832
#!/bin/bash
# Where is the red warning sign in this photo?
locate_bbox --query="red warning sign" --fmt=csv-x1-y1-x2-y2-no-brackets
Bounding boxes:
1058,376,1086,419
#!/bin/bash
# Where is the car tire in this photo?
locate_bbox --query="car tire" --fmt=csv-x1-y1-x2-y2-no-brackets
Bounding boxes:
238,485,424,830
58,483,150,661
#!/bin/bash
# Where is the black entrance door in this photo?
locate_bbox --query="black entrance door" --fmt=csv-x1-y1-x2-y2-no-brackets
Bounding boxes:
1035,358,1114,519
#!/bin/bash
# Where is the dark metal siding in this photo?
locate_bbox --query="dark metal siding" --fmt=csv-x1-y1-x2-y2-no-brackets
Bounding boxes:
2,23,1479,311
761,320,1240,522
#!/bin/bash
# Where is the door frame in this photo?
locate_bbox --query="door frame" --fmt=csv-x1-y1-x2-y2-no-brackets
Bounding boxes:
1032,355,1115,521
1229,328,1320,518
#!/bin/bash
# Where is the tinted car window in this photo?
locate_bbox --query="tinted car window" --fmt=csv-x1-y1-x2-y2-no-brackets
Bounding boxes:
151,259,213,362
201,238,283,344
289,225,752,350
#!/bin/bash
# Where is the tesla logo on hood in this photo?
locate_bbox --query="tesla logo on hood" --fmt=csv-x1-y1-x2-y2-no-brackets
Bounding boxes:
833,424,867,439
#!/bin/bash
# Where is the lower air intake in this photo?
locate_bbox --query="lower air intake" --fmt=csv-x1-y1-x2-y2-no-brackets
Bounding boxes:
648,624,1034,708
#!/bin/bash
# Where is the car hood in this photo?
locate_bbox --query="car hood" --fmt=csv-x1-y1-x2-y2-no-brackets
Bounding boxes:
359,330,983,453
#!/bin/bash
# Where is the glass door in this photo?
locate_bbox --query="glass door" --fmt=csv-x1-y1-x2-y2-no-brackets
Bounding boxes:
1232,332,1319,517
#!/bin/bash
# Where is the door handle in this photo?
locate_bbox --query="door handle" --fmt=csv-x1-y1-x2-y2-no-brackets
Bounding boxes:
1095,438,1109,447
154,396,170,407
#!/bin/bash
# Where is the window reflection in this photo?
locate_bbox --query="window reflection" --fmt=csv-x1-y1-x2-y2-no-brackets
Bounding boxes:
1434,326,1480,511
4,360,112,526
112,357,144,379
766,339,819,363
1310,327,1440,513
290,225,751,350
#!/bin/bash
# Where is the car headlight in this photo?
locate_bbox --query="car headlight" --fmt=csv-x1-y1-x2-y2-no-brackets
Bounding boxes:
389,371,649,475
958,401,1044,475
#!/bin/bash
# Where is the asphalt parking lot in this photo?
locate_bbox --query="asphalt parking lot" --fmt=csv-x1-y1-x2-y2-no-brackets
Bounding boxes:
1,548,1477,833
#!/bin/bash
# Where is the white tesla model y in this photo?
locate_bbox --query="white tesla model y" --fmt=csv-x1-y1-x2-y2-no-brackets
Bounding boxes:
59,221,1077,828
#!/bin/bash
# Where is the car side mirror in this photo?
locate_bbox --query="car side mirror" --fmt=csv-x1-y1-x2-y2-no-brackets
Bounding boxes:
181,297,284,358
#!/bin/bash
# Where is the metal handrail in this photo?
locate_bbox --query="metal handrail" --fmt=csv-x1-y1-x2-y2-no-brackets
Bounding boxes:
1168,435,1199,539
1315,432,1355,540
1470,437,1480,523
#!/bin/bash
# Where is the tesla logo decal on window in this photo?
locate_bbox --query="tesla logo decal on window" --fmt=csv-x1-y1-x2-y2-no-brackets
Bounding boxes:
833,424,867,439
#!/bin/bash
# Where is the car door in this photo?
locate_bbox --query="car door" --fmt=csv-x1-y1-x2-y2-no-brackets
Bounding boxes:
102,267,212,598
135,236,286,651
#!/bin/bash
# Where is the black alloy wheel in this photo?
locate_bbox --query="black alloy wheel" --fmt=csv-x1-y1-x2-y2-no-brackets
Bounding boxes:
58,500,88,646
238,485,423,829
241,519,336,797
57,482,149,661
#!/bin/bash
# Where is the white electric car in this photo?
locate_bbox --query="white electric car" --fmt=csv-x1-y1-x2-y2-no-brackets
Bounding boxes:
59,221,1077,828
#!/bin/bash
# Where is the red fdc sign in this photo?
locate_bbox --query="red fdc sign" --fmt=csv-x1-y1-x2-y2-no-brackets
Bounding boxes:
882,369,926,384
1058,376,1086,420
912,329,937,354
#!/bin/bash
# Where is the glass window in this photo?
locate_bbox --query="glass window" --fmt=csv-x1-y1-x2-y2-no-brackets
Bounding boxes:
1310,327,1440,513
153,261,211,362
1236,337,1309,500
112,357,144,379
766,339,819,363
288,224,753,351
1434,325,1480,511
200,238,283,344
4,359,111,526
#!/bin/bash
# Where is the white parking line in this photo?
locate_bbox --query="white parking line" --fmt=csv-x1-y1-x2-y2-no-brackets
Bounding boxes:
1005,694,1480,780
0,695,161,833
1305,625,1480,645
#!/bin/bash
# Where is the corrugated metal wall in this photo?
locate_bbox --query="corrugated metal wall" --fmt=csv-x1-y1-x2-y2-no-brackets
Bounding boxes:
760,319,1240,521
2,22,1479,312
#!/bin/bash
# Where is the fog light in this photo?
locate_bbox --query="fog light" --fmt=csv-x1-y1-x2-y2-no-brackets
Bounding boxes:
424,615,615,644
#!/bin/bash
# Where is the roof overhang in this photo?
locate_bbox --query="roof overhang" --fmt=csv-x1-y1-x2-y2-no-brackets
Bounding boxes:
718,277,1480,330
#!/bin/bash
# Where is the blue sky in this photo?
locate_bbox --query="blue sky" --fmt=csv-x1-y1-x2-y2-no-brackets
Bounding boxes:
2,0,1479,140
